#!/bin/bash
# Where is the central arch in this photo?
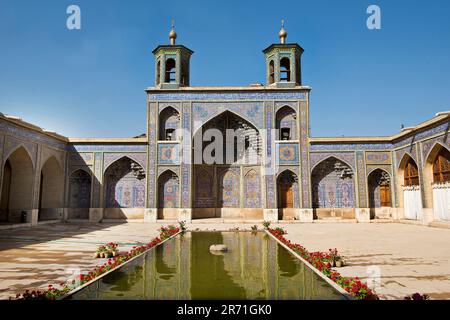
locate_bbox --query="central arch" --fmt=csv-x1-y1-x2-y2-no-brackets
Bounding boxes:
368,169,392,219
277,170,299,220
192,111,263,219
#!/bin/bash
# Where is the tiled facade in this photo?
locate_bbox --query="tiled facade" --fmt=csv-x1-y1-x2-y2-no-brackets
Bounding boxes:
1,32,450,225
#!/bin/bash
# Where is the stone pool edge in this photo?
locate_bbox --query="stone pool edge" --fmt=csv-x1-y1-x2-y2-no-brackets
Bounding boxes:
59,230,182,300
265,230,354,300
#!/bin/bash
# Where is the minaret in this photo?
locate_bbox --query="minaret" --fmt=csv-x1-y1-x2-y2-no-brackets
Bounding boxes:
262,20,304,87
152,20,194,89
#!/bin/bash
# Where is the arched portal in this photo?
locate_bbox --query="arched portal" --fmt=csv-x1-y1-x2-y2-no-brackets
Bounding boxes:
157,170,179,219
68,169,92,219
39,156,64,221
277,170,299,220
425,144,450,221
398,154,422,220
192,111,262,219
368,169,392,219
1,147,34,223
103,157,145,219
311,157,355,220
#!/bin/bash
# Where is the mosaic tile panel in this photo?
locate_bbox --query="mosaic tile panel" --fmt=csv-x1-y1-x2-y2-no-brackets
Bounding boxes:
192,102,264,131
311,158,355,208
356,151,367,207
194,166,214,208
91,153,103,207
310,152,356,171
276,143,299,165
395,144,418,167
299,101,310,208
158,144,181,165
3,135,37,167
103,153,147,172
158,171,179,208
218,168,240,207
104,158,145,208
420,133,450,165
310,142,392,151
181,103,191,207
147,102,157,208
149,91,307,101
244,169,262,208
68,152,93,166
265,103,276,208
365,151,392,165
367,164,392,177
70,144,147,152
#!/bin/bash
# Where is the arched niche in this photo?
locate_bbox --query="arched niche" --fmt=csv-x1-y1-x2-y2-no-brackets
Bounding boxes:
39,156,64,221
68,169,92,219
1,146,34,223
311,157,355,219
159,106,180,141
368,169,392,219
275,106,297,140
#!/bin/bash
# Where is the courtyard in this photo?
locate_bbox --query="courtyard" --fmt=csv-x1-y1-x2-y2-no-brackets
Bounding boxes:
0,221,449,300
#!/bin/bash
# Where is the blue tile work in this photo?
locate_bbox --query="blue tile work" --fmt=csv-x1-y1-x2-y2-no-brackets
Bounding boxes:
149,91,307,101
92,153,103,207
181,103,191,207
192,102,264,130
276,143,299,165
420,134,450,165
244,169,262,208
147,103,157,208
265,103,276,208
71,145,147,152
299,102,310,208
310,143,392,151
395,144,418,167
310,152,356,172
356,151,367,207
157,143,180,165
0,120,67,151
104,153,147,171
392,121,450,149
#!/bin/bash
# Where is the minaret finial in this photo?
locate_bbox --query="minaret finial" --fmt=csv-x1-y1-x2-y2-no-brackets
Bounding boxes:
279,19,287,44
169,19,177,45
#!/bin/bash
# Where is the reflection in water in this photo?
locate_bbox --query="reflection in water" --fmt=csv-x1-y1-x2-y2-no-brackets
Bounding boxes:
68,232,345,300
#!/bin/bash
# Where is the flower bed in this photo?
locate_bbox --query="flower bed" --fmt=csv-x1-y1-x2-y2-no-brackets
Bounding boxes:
268,228,378,300
13,224,181,300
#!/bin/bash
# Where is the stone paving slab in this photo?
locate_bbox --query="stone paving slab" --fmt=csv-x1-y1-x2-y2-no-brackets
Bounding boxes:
0,221,449,300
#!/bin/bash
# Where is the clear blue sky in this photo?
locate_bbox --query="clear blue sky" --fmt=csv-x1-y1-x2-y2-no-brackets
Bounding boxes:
0,0,449,138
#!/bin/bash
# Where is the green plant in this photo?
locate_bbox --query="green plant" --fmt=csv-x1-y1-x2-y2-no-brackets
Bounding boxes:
251,225,258,231
262,221,271,229
178,221,187,233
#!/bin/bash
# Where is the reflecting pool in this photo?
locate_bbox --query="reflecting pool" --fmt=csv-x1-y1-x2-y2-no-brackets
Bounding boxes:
67,232,346,300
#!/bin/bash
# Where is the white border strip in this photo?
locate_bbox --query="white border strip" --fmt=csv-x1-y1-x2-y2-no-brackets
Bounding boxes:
59,231,181,300
265,230,354,300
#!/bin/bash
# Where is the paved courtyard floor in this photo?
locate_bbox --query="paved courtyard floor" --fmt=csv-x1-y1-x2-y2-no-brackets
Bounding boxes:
0,221,449,300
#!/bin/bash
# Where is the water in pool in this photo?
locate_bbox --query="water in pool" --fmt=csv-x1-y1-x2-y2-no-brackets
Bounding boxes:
67,232,346,300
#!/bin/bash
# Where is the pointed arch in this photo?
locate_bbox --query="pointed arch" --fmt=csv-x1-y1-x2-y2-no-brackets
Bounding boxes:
424,142,450,167
311,156,355,209
193,110,261,165
103,155,146,174
158,169,179,209
3,144,34,169
39,156,64,221
311,155,355,173
244,169,262,208
277,169,299,208
159,106,180,141
1,146,34,222
398,154,419,186
275,105,297,140
194,167,214,208
368,168,392,208
103,156,145,208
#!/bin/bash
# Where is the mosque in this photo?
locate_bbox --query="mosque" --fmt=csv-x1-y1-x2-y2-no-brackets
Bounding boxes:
0,23,449,227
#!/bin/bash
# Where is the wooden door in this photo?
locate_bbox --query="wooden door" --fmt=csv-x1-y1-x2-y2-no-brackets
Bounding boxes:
280,184,293,208
380,185,391,207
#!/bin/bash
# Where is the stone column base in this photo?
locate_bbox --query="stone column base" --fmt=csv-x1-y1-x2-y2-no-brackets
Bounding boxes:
144,208,158,222
178,208,192,223
297,209,313,222
355,208,370,223
30,209,39,226
263,209,278,222
89,208,103,223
